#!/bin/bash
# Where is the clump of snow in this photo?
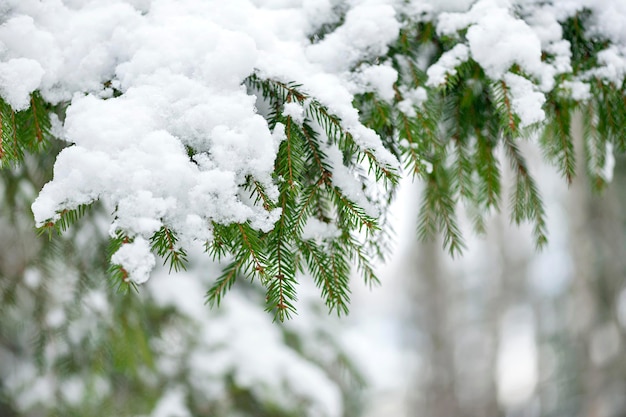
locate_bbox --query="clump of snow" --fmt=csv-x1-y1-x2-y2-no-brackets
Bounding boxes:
592,47,626,84
562,80,591,101
283,101,305,124
503,72,546,127
351,63,398,102
323,142,379,218
465,2,544,82
110,237,156,284
426,44,469,87
602,142,616,183
0,58,44,110
306,3,399,72
397,86,427,117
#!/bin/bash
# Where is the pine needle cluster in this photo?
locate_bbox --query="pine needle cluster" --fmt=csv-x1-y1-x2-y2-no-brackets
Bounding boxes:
200,74,394,321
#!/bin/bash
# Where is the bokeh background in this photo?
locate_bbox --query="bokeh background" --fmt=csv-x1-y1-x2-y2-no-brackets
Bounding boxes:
2,119,626,417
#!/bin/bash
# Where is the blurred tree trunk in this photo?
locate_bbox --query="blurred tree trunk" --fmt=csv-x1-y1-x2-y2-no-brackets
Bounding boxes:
567,112,626,417
409,234,462,417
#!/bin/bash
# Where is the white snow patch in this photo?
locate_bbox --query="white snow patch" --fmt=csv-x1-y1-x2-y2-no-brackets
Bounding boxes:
503,72,546,127
602,142,615,183
111,237,156,284
301,217,341,240
398,86,427,117
352,63,398,102
562,80,591,101
283,101,305,124
0,58,44,110
426,44,469,87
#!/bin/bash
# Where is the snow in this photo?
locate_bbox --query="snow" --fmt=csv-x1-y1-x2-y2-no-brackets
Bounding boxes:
324,142,380,218
283,101,305,124
593,46,626,84
306,3,399,72
464,1,546,84
2,2,626,415
562,80,591,101
150,388,191,417
0,58,43,110
602,142,616,183
110,237,156,284
503,72,546,127
426,44,469,87
147,263,344,417
301,217,341,240
1,0,625,284
397,86,427,117
351,63,398,102
0,0,402,283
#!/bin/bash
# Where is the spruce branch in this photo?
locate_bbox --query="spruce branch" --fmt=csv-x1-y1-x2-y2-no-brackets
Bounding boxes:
235,223,268,280
491,80,519,137
398,112,423,175
542,97,576,184
582,100,609,190
299,239,344,313
417,164,466,256
37,204,92,238
503,135,548,247
107,233,138,294
150,227,188,273
0,93,53,167
475,132,501,210
206,257,244,307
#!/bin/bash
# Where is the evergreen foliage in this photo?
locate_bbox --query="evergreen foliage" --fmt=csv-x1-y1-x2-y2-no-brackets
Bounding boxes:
2,5,626,320
0,142,363,417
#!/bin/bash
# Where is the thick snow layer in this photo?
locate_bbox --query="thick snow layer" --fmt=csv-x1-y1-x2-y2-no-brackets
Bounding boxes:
1,0,625,282
0,0,400,283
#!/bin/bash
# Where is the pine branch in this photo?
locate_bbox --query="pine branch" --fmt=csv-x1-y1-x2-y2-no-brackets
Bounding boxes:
418,164,466,256
503,135,547,248
329,184,378,235
299,239,345,313
265,192,298,321
542,97,576,184
235,223,267,280
582,100,608,190
453,136,475,201
398,112,423,175
106,234,138,293
248,74,399,186
37,204,92,238
150,226,188,272
347,233,381,288
206,257,244,307
327,241,351,315
473,126,500,212
491,80,519,136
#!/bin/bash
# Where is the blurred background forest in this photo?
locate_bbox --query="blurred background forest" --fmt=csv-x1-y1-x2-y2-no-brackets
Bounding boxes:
1,118,626,417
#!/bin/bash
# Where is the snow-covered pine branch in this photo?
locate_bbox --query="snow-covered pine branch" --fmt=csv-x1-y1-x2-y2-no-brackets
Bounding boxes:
1,0,625,318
